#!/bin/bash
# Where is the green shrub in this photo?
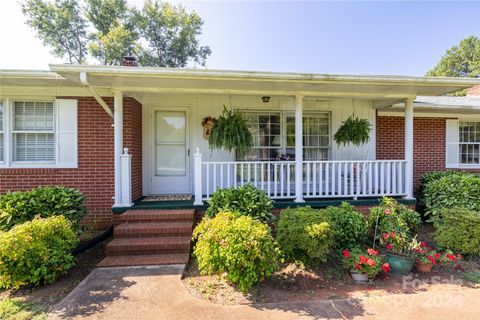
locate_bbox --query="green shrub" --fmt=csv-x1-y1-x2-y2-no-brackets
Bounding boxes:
433,208,480,256
423,173,480,220
0,186,86,232
276,206,333,265
205,184,274,223
193,211,281,292
323,202,368,251
0,216,78,289
368,197,421,241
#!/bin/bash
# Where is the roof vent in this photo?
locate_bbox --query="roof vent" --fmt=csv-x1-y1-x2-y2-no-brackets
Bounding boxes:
122,56,138,67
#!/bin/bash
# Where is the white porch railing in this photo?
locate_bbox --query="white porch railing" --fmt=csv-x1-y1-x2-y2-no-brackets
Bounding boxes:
193,149,407,204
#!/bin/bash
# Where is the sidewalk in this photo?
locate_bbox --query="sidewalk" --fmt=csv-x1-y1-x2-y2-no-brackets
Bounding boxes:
49,265,480,320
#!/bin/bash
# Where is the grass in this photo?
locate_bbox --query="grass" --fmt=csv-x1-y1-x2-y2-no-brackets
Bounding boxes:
0,298,47,320
462,271,480,284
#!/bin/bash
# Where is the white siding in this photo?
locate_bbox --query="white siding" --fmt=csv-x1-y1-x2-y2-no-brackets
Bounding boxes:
142,94,376,195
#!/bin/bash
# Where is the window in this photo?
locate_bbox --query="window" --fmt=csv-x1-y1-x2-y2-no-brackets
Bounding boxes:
0,100,4,162
13,101,55,162
459,121,480,165
238,111,330,161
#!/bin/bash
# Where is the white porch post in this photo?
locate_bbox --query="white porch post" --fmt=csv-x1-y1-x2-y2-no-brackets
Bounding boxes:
113,91,124,207
404,98,414,198
120,147,132,206
294,95,304,203
194,148,203,206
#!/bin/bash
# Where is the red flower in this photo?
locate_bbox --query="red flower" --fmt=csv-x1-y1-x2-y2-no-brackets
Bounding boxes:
384,208,391,215
390,232,396,238
382,263,391,273
386,244,393,250
446,254,456,261
383,233,390,239
367,248,379,256
434,253,441,259
343,249,350,258
420,241,427,248
419,249,425,254
359,255,368,264
427,255,437,265
366,258,376,267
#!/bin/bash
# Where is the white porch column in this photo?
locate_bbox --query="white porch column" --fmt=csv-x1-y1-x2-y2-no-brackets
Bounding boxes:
294,95,304,203
193,148,203,206
113,91,124,207
404,98,414,198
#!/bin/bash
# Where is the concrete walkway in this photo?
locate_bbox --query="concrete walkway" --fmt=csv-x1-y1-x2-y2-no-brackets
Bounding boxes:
49,265,480,320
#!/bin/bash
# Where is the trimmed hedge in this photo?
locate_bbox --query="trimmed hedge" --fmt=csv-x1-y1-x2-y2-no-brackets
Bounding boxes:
434,208,480,256
0,186,86,232
0,216,78,289
205,184,274,223
323,202,368,251
276,206,333,265
193,211,281,292
423,172,480,220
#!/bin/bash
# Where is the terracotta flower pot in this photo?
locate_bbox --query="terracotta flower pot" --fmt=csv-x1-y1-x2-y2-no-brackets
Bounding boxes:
350,271,369,283
385,253,414,276
415,261,433,273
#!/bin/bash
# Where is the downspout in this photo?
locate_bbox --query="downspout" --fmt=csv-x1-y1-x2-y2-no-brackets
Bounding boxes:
79,72,114,118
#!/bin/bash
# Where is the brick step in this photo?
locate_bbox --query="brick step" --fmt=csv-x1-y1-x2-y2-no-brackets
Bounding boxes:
118,209,194,223
114,221,193,238
97,253,190,268
105,236,191,256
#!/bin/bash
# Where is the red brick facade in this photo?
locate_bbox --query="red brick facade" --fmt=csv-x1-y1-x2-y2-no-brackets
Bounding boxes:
376,114,480,193
0,97,142,229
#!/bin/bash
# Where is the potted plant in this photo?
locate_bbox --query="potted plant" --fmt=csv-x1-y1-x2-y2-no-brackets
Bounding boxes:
412,240,439,273
333,115,372,146
342,248,390,283
208,106,253,157
381,232,416,276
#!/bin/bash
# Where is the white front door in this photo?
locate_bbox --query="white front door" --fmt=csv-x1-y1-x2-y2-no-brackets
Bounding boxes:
150,108,190,194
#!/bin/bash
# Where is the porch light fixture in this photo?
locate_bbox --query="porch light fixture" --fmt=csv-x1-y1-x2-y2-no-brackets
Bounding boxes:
261,96,270,103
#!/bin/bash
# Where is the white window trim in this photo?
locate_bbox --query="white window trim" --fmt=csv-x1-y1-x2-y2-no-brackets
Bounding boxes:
237,109,332,161
0,99,4,164
0,98,77,169
446,118,480,169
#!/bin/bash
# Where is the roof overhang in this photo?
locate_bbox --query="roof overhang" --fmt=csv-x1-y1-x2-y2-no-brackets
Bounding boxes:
48,64,480,102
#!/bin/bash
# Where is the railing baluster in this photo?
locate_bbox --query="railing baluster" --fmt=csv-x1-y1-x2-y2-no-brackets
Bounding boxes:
337,162,342,196
374,162,379,195
350,162,354,196
386,162,391,194
206,164,210,198
325,162,330,196
319,162,323,196
227,164,231,188
380,162,385,195
254,163,258,188
220,163,224,189
392,161,397,194
274,163,278,197
260,163,265,192
287,162,291,197
356,162,360,197
312,163,317,197
306,162,311,196
368,162,372,195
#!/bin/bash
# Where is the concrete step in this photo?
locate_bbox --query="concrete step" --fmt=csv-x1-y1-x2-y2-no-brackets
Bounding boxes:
105,236,191,256
114,221,194,238
97,253,190,267
118,209,194,223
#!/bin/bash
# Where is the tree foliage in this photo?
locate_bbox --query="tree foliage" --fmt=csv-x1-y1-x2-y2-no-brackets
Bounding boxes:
427,36,480,78
21,0,211,67
22,0,88,64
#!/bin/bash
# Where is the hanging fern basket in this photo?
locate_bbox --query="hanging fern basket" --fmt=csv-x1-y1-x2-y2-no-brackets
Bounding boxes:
333,116,372,147
208,106,253,156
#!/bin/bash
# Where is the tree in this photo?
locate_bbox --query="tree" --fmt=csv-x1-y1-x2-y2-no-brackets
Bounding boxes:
21,0,211,67
134,0,211,67
22,0,87,64
85,0,138,65
427,36,480,78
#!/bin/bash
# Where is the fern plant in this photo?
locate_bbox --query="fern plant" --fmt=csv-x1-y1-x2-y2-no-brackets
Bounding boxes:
334,116,371,146
208,106,253,156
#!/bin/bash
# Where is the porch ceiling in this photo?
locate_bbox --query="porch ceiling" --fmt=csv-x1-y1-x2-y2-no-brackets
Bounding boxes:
49,64,480,101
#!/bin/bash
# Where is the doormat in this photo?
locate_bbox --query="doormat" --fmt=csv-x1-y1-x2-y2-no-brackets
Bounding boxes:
143,194,192,201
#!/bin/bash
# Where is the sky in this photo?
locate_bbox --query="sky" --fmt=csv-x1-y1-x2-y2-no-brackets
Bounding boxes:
0,0,479,76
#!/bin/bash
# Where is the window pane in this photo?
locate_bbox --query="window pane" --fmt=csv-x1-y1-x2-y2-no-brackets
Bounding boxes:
14,133,55,162
0,133,3,162
0,100,3,132
459,121,480,164
14,101,54,131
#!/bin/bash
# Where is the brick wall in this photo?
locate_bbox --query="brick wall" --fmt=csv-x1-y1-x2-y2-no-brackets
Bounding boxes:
0,96,142,229
376,114,480,193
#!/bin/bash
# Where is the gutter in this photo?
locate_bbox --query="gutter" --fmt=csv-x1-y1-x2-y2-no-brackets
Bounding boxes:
80,72,113,118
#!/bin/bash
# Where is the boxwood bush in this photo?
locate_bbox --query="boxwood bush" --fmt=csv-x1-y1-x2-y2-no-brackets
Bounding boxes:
276,206,333,265
193,211,281,292
205,184,274,223
323,202,368,251
0,186,86,232
0,216,78,289
434,208,480,256
423,172,480,220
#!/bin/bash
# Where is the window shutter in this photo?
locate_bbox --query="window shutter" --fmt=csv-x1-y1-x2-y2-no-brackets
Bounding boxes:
445,119,459,168
55,99,78,168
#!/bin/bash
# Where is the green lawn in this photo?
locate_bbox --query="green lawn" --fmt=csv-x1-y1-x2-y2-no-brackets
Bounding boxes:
0,298,47,320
